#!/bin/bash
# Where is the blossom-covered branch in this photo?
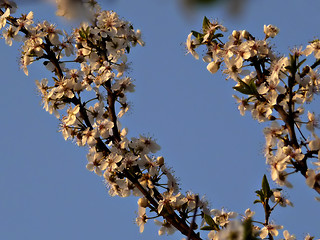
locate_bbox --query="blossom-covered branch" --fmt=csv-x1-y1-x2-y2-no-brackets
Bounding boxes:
0,1,206,239
1,0,319,239
187,17,320,195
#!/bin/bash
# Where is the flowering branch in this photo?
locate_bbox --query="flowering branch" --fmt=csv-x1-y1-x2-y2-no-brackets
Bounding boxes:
0,1,205,239
1,1,319,239
186,17,320,195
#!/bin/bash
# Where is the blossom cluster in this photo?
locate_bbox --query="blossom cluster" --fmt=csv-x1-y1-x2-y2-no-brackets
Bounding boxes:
0,1,210,239
200,175,303,240
187,17,320,195
1,0,319,239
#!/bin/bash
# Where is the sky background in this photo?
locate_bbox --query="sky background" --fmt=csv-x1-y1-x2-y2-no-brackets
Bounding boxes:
1,0,320,239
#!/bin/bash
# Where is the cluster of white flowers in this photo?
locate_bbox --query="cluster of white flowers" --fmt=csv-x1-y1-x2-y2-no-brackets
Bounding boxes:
0,1,215,239
1,1,320,239
187,17,320,194
200,177,317,240
186,17,320,240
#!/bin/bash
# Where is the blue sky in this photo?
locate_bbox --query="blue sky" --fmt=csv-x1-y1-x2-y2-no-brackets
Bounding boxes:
1,0,320,239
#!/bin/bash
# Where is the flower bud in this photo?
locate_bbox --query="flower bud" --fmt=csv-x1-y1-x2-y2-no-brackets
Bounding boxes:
156,156,164,166
207,61,221,74
232,30,240,39
268,115,276,121
241,30,250,40
302,65,310,75
138,197,149,208
202,55,212,63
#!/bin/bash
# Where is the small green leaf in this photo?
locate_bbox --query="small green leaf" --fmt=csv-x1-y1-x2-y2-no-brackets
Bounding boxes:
255,189,264,202
297,58,307,69
191,31,204,42
85,27,90,36
248,79,258,95
204,214,219,230
253,199,261,204
79,29,86,39
233,79,253,95
255,189,262,196
202,16,211,32
262,174,272,198
52,77,59,83
289,53,295,64
212,33,224,38
191,31,201,38
288,53,298,73
200,226,214,231
284,65,293,72
204,214,215,226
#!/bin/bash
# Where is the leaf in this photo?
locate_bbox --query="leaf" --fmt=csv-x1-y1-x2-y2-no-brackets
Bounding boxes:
253,199,261,204
204,214,219,230
202,16,211,32
200,226,214,231
233,79,256,95
287,53,298,74
79,29,86,39
204,214,215,226
212,33,224,38
85,26,90,36
255,189,264,202
248,79,258,95
297,58,307,69
255,189,262,196
191,30,204,41
212,40,218,45
289,53,295,64
262,174,273,198
284,65,292,72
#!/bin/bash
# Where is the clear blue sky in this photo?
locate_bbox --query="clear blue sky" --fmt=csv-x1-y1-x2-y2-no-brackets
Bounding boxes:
1,0,319,239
